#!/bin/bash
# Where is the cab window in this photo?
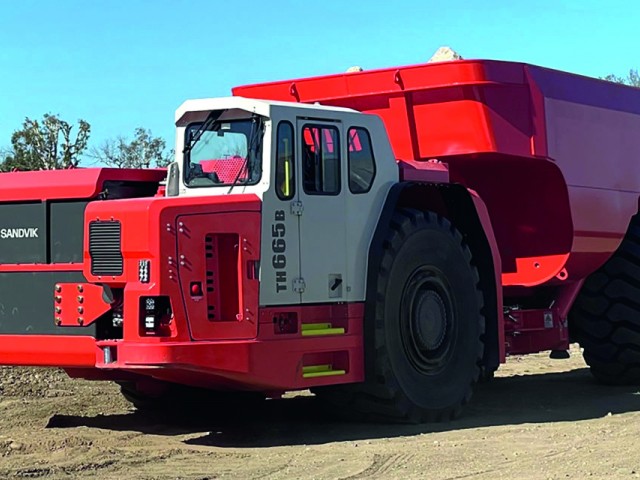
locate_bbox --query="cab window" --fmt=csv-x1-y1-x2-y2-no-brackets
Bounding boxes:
347,127,376,193
275,121,295,200
302,125,341,195
184,118,262,188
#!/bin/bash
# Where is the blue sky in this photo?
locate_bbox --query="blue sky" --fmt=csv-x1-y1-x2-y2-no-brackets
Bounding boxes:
1,0,639,159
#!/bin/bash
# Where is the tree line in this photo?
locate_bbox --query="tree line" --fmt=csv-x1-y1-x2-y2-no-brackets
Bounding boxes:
602,69,640,87
0,114,172,172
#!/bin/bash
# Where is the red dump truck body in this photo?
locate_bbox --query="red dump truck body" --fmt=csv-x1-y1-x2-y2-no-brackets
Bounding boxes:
234,59,640,287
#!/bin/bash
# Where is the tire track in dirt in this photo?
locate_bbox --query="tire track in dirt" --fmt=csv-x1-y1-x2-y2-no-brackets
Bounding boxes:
3,459,117,479
344,452,415,479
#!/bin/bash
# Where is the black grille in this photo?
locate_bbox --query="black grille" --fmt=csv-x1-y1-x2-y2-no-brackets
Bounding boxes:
89,221,123,276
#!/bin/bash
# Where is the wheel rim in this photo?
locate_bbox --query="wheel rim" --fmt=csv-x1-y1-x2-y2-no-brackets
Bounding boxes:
400,266,456,375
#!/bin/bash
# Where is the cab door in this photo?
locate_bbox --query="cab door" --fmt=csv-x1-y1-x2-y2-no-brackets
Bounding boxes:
295,120,348,304
260,120,301,307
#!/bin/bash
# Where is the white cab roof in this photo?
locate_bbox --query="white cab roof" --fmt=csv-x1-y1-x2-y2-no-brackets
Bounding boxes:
175,96,358,125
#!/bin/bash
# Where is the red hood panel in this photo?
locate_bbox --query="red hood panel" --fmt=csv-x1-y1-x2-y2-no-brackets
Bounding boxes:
0,168,166,202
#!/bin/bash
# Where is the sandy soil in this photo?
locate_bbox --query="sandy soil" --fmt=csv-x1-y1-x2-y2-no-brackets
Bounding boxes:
1,345,640,479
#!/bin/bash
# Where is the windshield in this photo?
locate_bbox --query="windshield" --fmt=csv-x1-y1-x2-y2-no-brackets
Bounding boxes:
184,117,263,188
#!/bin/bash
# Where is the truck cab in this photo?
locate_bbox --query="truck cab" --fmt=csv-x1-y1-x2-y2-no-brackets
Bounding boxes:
170,97,398,308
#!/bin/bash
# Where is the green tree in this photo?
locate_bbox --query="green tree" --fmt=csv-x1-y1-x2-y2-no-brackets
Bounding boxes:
602,69,640,87
0,114,91,172
91,128,173,168
0,147,11,167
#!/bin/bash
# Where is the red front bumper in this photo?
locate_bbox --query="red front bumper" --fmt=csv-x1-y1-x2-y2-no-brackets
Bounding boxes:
0,333,364,391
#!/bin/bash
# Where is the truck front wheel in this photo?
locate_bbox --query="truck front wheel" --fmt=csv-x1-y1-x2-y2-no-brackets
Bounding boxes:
316,208,485,422
117,381,264,413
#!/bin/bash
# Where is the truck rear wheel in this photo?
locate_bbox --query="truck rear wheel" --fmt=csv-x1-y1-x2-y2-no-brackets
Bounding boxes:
570,217,640,384
316,209,485,423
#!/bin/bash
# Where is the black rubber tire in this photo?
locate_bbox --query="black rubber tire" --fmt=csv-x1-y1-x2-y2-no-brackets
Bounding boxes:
570,217,640,385
478,366,496,383
315,209,485,423
118,381,167,411
118,382,265,412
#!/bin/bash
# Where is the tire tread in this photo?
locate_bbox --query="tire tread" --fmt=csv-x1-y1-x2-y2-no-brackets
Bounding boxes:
571,215,640,385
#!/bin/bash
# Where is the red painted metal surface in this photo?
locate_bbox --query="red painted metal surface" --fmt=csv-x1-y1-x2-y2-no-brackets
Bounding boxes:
200,156,248,183
234,60,536,160
0,335,96,367
468,189,505,362
83,194,262,345
504,308,569,356
448,157,574,286
0,303,365,390
0,263,82,272
175,212,260,340
54,282,111,328
399,159,449,183
0,168,165,202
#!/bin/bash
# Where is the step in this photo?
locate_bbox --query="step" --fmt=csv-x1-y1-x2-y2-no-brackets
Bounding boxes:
302,364,346,379
301,322,345,337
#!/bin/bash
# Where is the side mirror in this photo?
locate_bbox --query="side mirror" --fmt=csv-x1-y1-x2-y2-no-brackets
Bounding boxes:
166,162,180,197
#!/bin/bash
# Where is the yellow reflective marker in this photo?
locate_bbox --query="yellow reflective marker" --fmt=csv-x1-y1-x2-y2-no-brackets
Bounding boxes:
283,138,290,197
302,364,346,378
301,323,345,336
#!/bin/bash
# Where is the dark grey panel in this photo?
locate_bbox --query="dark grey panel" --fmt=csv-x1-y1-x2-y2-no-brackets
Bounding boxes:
0,203,47,263
50,202,87,263
0,271,96,336
103,180,160,199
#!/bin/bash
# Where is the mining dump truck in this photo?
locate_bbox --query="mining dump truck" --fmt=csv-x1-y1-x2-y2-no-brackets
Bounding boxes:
0,59,639,423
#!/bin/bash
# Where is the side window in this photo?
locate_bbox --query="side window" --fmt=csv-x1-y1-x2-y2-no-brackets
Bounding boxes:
275,121,295,200
302,125,340,195
348,127,376,194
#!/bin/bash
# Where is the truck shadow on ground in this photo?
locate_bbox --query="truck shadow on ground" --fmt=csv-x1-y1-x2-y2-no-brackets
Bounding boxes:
47,367,640,447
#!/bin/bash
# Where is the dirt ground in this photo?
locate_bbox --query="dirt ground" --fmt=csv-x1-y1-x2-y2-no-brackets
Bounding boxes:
1,345,640,479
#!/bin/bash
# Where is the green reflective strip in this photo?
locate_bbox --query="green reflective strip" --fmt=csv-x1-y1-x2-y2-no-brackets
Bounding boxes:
301,328,345,336
301,323,345,336
303,364,331,373
283,155,290,196
301,323,332,331
302,364,346,378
